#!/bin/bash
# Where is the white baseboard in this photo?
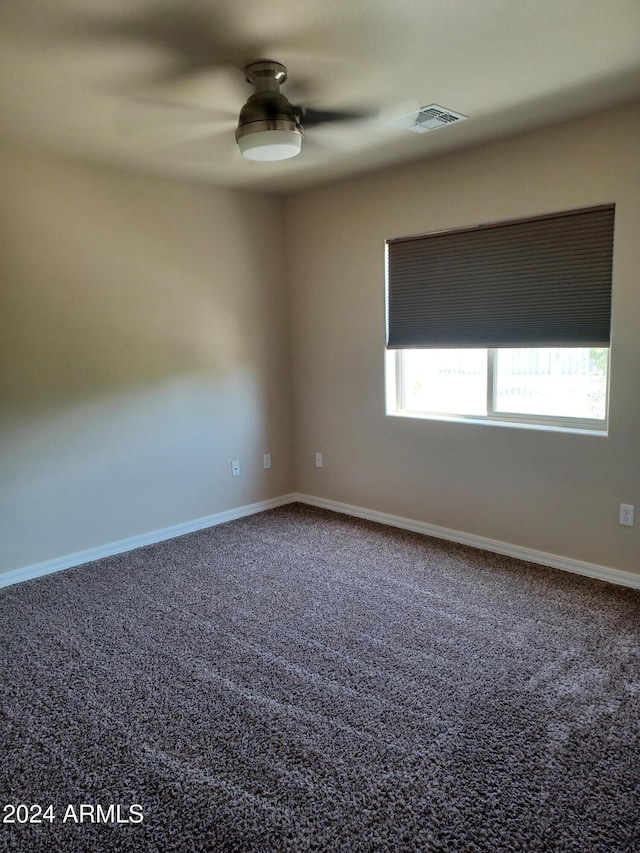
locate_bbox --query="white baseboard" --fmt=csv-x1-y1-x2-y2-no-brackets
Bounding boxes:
0,494,297,590
4,492,638,592
293,493,640,590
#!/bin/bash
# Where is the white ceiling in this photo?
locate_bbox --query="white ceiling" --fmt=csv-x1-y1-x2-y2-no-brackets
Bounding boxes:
1,0,639,193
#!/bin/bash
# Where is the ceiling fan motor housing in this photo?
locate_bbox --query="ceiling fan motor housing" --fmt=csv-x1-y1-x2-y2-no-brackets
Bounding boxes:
236,61,303,148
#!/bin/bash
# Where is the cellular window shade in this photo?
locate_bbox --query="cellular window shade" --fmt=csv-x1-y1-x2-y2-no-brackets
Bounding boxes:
386,205,615,349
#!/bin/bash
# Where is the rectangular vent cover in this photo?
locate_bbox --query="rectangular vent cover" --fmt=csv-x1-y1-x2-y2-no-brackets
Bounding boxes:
393,104,468,134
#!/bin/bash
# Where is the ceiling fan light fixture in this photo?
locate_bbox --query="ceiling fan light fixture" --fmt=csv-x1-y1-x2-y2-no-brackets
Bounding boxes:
237,125,302,161
236,61,304,162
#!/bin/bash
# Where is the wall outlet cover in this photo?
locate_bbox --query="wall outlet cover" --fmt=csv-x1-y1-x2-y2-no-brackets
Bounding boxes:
619,503,634,526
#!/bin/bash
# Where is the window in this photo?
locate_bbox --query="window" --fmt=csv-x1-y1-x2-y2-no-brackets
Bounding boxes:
385,206,614,432
391,347,609,429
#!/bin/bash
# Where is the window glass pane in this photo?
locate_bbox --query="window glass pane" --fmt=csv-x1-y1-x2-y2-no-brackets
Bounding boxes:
494,348,608,420
401,349,487,416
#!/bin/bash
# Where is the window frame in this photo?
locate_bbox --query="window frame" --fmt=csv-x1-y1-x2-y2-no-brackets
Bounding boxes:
386,348,610,434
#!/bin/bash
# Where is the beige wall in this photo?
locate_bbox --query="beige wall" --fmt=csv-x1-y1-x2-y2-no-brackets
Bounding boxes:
2,102,638,580
285,102,640,574
0,150,293,573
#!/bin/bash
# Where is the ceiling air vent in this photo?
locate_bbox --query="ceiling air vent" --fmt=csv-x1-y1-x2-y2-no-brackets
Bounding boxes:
392,104,468,134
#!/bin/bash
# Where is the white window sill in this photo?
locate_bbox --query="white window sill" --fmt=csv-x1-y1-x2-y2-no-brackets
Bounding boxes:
387,409,609,436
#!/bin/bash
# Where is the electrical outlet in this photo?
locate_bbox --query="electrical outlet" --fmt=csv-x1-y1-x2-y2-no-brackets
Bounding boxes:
619,503,634,526
263,453,271,470
231,460,240,477
315,452,323,468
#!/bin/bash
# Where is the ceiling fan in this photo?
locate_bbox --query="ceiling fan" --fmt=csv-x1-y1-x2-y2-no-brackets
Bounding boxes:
235,60,371,161
54,6,379,163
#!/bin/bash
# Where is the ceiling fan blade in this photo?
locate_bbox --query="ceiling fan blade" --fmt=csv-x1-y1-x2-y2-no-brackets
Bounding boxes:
60,7,231,63
170,133,237,164
49,6,260,93
296,106,378,127
112,99,236,135
52,6,315,97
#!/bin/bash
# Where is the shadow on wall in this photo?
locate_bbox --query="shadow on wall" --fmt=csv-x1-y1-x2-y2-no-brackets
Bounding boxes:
0,160,256,421
0,150,288,572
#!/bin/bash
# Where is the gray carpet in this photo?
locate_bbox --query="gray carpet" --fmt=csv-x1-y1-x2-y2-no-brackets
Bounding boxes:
1,503,639,852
